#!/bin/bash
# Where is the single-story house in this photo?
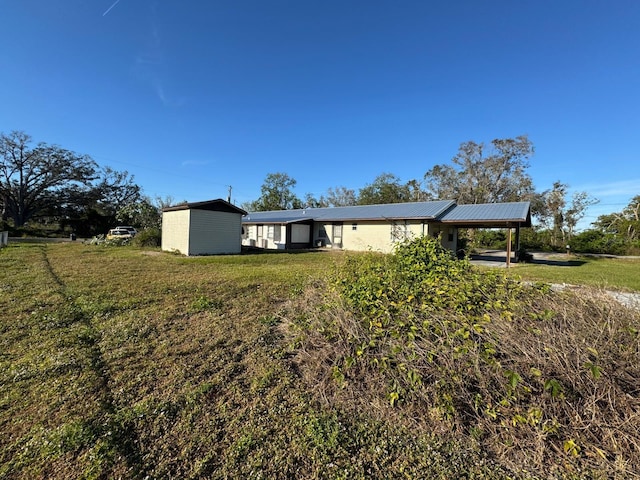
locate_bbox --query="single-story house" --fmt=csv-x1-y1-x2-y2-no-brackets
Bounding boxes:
242,200,531,254
162,199,247,256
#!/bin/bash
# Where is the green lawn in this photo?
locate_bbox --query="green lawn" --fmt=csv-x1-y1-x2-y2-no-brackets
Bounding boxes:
1,243,637,479
0,243,517,479
508,254,640,292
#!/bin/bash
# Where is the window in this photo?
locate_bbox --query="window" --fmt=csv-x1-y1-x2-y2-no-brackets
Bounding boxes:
352,223,358,231
391,221,410,242
265,225,282,242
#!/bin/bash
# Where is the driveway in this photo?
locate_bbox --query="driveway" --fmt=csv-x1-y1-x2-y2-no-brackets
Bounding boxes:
470,250,640,310
469,249,578,267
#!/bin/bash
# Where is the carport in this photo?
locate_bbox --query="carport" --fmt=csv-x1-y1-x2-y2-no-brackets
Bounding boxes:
437,202,532,267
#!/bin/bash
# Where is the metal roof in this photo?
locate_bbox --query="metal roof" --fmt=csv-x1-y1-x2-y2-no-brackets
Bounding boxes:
163,198,247,215
242,212,310,224
242,200,531,226
243,200,456,223
438,202,531,226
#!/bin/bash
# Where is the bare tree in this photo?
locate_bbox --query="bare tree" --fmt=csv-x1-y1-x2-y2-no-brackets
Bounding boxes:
565,191,598,240
540,181,598,246
325,186,357,207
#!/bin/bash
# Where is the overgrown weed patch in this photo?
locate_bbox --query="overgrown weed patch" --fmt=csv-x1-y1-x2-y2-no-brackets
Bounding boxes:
286,236,640,479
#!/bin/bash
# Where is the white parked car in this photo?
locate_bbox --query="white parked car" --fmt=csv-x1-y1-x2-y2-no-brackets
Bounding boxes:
116,226,137,236
106,228,133,240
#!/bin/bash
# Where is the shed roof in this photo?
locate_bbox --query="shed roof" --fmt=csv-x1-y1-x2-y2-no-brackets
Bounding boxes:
163,199,247,215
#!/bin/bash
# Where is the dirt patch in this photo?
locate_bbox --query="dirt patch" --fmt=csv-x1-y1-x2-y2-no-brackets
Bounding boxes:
140,250,163,256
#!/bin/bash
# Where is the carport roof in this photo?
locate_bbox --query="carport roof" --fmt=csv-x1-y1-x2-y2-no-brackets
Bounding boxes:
438,202,531,227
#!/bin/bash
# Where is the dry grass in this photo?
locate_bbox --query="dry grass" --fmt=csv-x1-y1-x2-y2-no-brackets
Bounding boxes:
2,243,519,479
284,276,640,479
3,242,639,479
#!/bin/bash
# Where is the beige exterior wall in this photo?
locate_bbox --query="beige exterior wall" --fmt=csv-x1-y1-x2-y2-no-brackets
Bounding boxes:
342,221,392,252
338,220,431,253
241,224,257,247
162,209,191,255
163,209,243,255
427,224,458,252
189,210,243,255
244,220,457,253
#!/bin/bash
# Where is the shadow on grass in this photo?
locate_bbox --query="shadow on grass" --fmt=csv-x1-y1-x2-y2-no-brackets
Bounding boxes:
241,246,331,255
470,252,587,267
530,257,587,267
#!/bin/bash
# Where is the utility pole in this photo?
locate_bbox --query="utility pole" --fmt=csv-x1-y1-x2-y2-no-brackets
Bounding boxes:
227,185,232,203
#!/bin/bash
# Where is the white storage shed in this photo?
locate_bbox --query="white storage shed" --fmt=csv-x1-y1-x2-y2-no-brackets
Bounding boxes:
162,199,247,256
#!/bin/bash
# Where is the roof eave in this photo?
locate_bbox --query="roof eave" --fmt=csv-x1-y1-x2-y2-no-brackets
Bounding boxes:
439,219,532,227
163,198,247,215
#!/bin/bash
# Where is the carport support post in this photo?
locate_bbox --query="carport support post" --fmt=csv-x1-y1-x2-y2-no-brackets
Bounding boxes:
506,226,512,268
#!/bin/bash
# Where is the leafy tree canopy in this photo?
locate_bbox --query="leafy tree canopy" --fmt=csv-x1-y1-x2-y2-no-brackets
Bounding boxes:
243,172,302,211
357,173,412,205
0,131,97,226
117,196,185,231
116,198,161,230
0,131,145,237
93,167,142,217
593,195,640,242
424,135,535,204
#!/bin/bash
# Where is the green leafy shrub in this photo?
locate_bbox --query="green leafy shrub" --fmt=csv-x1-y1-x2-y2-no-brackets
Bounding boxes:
104,236,131,247
570,229,627,255
287,234,640,477
472,229,507,249
132,228,161,247
332,235,529,409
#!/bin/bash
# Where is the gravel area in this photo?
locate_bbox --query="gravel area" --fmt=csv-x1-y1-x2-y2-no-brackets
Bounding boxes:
548,283,640,310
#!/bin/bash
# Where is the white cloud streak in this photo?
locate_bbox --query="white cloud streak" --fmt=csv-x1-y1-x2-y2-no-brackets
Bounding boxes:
573,179,640,199
103,0,121,17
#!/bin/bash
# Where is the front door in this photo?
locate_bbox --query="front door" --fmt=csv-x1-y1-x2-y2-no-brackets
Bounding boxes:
257,225,264,247
332,223,343,248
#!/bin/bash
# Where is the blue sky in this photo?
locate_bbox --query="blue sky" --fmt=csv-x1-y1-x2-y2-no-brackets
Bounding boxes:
2,1,639,228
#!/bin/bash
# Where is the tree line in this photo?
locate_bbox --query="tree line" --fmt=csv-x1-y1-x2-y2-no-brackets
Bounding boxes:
243,135,638,255
244,136,534,209
2,130,636,254
0,131,167,238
